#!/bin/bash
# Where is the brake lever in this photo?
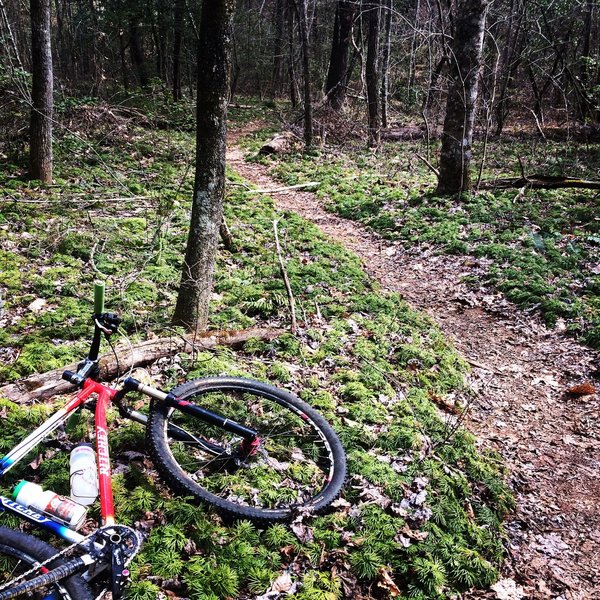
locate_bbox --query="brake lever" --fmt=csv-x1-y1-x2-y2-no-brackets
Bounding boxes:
94,313,121,335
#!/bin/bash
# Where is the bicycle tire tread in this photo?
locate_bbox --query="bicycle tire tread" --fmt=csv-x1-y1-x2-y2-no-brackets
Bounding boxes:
0,526,92,600
146,376,346,524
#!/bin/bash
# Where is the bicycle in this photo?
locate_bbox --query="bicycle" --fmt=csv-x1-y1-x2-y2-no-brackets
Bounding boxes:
0,283,346,599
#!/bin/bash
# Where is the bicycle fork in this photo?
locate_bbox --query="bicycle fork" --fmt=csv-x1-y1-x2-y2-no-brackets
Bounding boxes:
122,377,261,456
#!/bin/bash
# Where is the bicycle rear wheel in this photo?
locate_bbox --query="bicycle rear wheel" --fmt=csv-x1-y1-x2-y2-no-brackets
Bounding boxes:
146,377,346,523
0,526,92,600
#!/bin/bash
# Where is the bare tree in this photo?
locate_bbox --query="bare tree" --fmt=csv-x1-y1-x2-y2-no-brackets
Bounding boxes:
380,0,392,128
29,0,53,183
0,0,23,69
325,0,356,110
293,0,313,148
172,0,235,332
437,0,490,195
364,0,381,147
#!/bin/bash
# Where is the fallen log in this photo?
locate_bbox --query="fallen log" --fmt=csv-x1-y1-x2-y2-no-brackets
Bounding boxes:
0,327,284,405
259,131,302,155
480,175,600,190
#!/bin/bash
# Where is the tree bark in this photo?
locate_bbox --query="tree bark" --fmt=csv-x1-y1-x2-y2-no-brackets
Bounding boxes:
364,0,381,147
0,328,283,405
29,0,53,184
324,0,356,111
287,5,299,108
293,0,313,149
172,0,235,333
380,0,392,128
437,0,489,195
172,0,184,101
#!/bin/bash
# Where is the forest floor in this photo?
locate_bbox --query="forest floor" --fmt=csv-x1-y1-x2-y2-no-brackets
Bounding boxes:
228,124,600,600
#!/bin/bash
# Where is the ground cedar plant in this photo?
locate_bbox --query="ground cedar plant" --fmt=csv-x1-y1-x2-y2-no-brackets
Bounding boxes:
251,131,600,349
0,97,512,599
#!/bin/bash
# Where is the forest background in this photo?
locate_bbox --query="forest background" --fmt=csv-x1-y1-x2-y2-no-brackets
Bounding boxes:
0,0,599,599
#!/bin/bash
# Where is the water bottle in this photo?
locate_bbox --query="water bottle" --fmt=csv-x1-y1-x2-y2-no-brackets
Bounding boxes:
70,444,99,506
12,480,87,530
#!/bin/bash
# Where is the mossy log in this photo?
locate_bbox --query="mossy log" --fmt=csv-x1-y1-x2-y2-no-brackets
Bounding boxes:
481,175,600,190
0,327,283,404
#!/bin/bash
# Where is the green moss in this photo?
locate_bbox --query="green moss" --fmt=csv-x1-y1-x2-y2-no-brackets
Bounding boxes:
0,96,515,599
270,142,600,348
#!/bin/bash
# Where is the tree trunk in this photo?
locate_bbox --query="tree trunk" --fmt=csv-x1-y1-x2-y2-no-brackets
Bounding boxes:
129,15,148,88
172,0,235,333
494,0,526,135
118,26,130,90
380,0,392,128
294,0,313,149
364,0,381,148
172,0,184,101
287,5,299,108
577,0,595,121
271,0,286,97
437,0,489,195
29,0,53,184
324,0,356,110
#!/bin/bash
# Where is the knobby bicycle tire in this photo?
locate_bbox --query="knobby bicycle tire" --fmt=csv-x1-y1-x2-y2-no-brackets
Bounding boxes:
0,526,92,600
146,377,346,523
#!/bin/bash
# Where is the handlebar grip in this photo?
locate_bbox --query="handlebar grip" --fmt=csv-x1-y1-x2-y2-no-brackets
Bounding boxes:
94,281,105,314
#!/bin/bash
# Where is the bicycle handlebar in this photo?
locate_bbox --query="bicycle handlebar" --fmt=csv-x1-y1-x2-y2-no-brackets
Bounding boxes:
94,281,105,314
62,285,122,384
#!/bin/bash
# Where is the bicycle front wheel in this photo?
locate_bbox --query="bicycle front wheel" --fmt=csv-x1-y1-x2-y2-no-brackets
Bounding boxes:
146,377,346,523
0,526,92,600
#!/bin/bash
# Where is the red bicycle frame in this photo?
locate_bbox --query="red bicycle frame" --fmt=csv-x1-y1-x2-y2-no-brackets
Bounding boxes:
69,379,118,526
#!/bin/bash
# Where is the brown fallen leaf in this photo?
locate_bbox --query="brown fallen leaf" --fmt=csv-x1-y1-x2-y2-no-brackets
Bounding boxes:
377,567,402,597
566,382,597,396
400,524,429,542
291,522,314,544
428,391,461,414
271,572,293,593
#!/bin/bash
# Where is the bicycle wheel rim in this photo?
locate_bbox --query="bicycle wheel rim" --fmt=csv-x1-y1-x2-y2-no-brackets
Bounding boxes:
148,378,346,521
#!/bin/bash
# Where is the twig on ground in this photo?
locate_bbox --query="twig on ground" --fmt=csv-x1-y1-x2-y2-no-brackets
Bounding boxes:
415,153,440,178
244,182,320,195
273,219,297,334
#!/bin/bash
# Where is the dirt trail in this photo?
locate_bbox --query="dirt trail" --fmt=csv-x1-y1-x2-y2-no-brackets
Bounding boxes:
227,132,600,600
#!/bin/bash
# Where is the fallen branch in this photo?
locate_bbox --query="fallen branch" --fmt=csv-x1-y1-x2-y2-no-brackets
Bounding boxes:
0,327,284,405
415,153,440,178
242,182,320,195
480,175,600,190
